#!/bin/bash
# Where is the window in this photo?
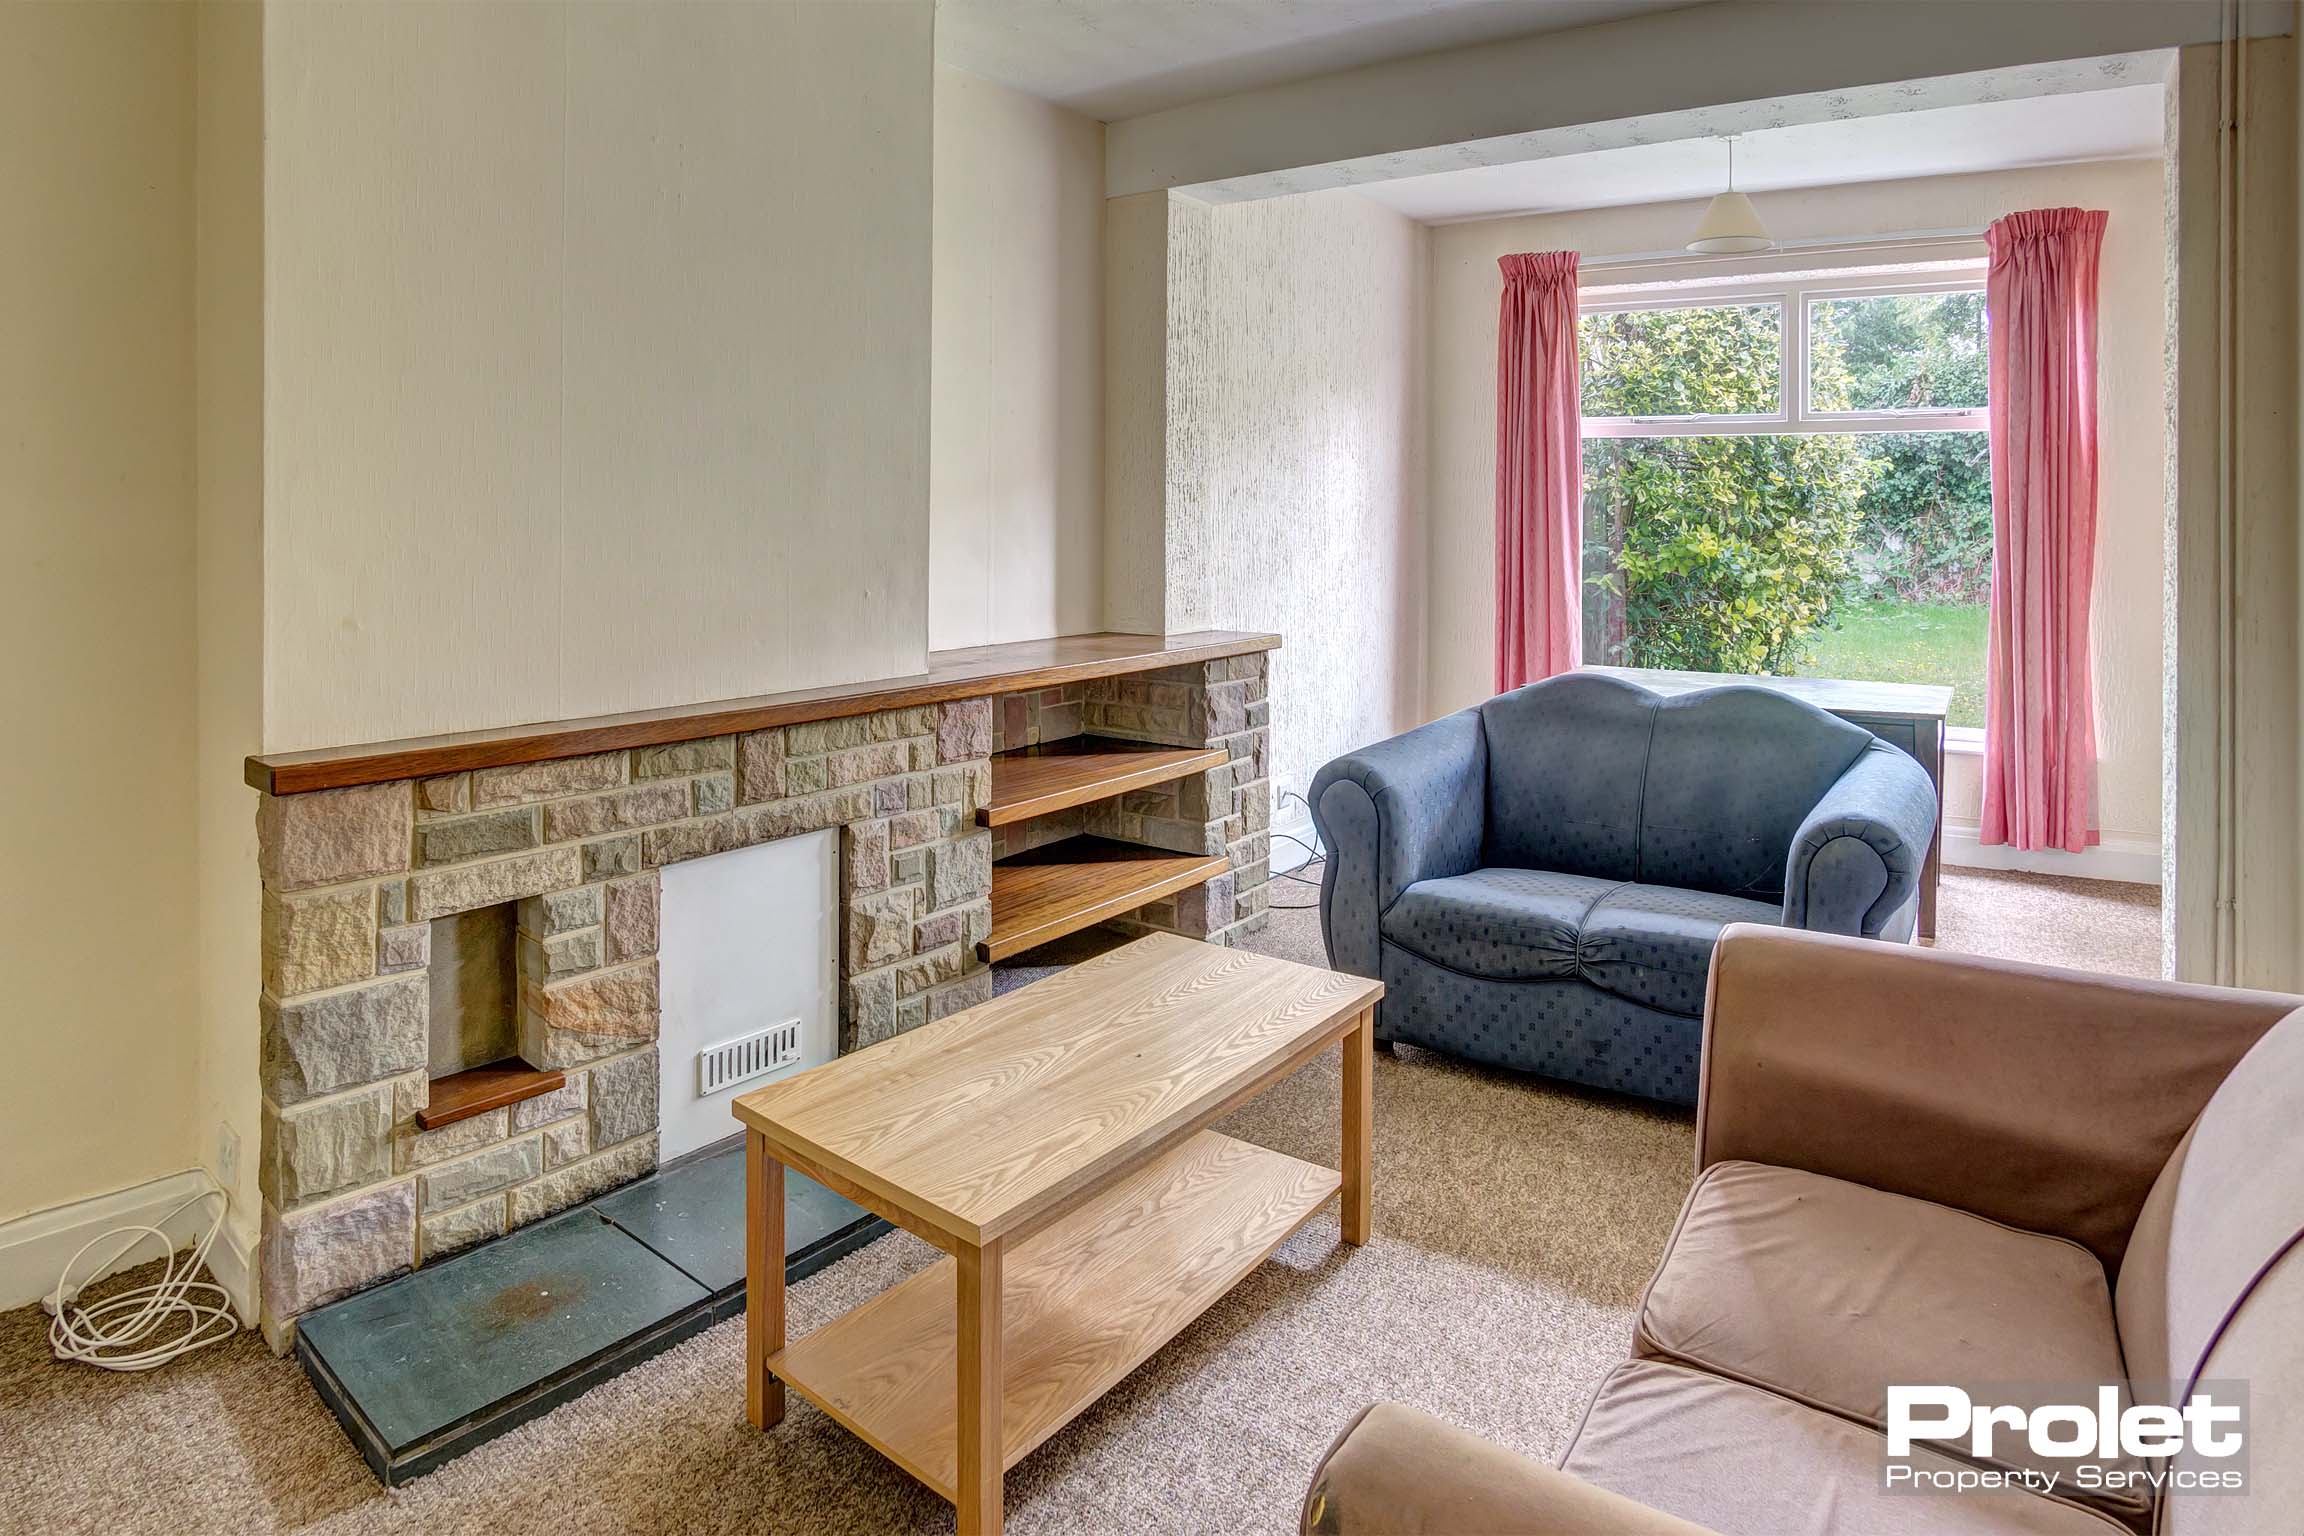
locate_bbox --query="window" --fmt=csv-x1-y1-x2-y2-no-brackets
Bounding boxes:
1578,271,1990,728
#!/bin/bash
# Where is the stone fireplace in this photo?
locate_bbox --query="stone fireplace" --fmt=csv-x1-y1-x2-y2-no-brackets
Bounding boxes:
251,641,1273,1347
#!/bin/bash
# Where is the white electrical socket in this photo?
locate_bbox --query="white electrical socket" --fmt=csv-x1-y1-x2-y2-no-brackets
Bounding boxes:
217,1121,241,1191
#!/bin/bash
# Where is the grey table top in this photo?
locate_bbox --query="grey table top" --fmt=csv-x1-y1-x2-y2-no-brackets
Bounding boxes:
1581,664,1953,722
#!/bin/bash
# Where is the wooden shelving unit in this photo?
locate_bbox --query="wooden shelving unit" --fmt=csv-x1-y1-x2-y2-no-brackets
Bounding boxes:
982,836,1228,962
979,738,1228,827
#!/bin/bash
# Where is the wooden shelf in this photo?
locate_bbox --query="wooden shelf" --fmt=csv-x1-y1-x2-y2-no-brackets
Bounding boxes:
247,630,1279,795
983,837,1228,962
980,738,1229,827
767,1129,1338,1500
415,1059,567,1131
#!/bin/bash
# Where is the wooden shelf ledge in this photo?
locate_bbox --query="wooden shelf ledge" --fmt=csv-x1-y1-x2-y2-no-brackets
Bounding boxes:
980,738,1229,827
416,1059,567,1131
248,630,1279,796
768,1129,1338,1501
983,837,1229,962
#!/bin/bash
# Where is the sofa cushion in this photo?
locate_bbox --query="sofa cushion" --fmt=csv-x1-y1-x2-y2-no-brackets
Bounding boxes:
1638,686,1874,899
1381,868,1618,981
1478,674,1654,880
1579,884,1780,1016
1379,943,1707,1104
1563,1360,2130,1536
1636,1161,2148,1525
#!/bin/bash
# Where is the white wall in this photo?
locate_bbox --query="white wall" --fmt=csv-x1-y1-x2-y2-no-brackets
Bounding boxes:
1163,189,1429,819
1101,191,1175,633
930,65,1104,652
1426,159,2171,861
195,0,267,1287
0,2,199,1225
260,0,935,753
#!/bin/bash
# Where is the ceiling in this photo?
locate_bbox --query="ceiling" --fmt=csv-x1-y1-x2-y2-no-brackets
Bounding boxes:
1348,83,2166,222
935,0,1707,122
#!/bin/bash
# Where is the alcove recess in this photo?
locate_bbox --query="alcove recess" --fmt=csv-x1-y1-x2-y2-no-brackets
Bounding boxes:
415,901,563,1130
979,697,1234,963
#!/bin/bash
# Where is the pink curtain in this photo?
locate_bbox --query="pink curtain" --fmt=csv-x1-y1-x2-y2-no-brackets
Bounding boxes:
1981,207,2108,853
1495,251,1583,691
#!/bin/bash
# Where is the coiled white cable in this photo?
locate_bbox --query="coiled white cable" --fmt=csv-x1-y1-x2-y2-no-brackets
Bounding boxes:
47,1185,239,1372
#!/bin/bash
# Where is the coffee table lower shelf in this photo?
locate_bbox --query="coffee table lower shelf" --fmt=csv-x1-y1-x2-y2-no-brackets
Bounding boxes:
768,1130,1339,1501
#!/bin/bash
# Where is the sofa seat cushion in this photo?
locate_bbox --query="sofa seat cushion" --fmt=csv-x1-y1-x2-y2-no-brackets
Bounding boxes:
1578,884,1780,1015
1636,1162,2148,1526
1381,868,1619,981
1381,869,1776,1011
1564,1361,2131,1536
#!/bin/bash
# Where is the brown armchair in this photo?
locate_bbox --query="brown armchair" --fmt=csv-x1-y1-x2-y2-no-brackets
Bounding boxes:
1304,927,2304,1536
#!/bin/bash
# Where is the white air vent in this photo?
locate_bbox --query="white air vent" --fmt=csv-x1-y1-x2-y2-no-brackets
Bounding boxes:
697,1019,801,1095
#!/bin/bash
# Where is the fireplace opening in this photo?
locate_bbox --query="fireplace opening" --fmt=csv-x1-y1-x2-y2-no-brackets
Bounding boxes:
430,902,518,1076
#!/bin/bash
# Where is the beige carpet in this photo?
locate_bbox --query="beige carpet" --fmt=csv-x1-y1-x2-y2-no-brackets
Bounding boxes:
1932,865,2162,977
0,867,2154,1536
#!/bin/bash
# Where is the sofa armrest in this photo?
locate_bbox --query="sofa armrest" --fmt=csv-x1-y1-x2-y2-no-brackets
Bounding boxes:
1780,740,1936,937
1310,709,1486,987
1699,925,2301,1268
1304,1402,1718,1536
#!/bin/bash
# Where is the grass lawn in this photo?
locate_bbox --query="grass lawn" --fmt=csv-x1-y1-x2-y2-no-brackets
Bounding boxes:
1791,598,1987,728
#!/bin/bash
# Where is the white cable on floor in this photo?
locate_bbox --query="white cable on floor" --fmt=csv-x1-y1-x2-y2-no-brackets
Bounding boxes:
47,1184,239,1372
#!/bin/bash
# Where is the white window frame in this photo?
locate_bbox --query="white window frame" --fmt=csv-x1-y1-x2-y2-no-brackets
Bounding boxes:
1577,272,1989,439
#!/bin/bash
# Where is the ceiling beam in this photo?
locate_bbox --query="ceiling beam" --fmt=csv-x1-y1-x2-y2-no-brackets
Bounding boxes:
1106,0,2287,199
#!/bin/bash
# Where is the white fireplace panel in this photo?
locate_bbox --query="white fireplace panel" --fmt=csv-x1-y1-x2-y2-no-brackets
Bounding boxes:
657,828,838,1161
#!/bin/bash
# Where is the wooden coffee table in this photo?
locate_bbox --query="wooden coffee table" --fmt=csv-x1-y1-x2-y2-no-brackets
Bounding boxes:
733,932,1382,1535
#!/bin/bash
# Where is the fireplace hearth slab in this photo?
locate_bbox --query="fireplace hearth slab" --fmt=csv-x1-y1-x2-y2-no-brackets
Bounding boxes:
295,1149,887,1487
592,1136,870,1293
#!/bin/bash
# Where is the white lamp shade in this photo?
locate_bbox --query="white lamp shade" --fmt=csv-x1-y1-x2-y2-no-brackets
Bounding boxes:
1687,189,1772,254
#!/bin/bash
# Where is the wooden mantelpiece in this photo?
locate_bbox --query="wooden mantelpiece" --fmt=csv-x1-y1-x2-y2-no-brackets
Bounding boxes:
246,631,1281,796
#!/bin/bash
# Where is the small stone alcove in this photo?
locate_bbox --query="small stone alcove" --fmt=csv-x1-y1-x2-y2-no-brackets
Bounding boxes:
427,902,517,1077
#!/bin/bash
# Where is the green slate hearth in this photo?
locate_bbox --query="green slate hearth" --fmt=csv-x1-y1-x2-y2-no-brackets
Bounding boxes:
295,1140,883,1486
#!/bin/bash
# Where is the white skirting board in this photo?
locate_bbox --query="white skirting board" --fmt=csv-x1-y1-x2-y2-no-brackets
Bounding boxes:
1269,797,1320,875
1940,823,2163,887
0,1170,257,1325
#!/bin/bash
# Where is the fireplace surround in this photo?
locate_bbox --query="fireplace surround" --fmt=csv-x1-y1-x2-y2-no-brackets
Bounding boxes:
248,633,1276,1348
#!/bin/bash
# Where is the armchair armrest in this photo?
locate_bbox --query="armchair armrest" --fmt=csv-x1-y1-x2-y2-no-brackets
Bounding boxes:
1699,925,2300,1268
1303,1402,1718,1536
1310,709,1486,988
1780,740,1936,937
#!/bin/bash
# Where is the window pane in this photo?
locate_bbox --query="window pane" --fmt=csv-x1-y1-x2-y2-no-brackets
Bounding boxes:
1808,291,1987,413
1790,432,1991,728
1579,302,1781,418
1582,431,1990,729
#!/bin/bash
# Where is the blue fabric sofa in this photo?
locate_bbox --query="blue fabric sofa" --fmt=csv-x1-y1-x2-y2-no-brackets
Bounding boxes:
1308,672,1936,1104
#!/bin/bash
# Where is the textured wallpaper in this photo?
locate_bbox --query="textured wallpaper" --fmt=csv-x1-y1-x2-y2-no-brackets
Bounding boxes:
1162,188,1430,824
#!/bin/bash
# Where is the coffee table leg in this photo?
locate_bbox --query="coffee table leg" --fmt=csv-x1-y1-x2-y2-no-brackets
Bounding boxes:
746,1130,786,1430
1342,1006,1373,1245
957,1239,1005,1536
